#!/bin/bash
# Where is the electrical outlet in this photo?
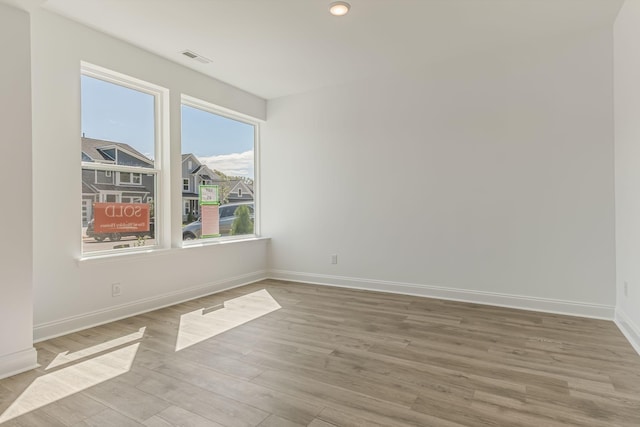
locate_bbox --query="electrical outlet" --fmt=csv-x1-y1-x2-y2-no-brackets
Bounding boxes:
112,283,122,297
624,281,629,297
330,254,338,264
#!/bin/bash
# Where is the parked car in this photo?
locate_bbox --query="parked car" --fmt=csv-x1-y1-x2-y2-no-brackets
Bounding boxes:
86,219,155,242
182,202,254,240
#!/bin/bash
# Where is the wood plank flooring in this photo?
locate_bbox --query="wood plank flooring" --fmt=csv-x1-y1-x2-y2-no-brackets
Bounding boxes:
1,279,639,426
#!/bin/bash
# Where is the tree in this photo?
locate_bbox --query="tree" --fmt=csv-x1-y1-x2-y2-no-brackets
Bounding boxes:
231,205,253,235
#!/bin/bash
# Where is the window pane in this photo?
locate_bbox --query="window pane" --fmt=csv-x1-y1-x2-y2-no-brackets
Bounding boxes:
81,69,160,255
82,167,156,254
181,104,255,239
81,75,155,167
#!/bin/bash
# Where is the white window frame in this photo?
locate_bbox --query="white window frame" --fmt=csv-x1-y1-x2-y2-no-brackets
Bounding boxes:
183,178,190,191
80,62,169,257
181,94,260,244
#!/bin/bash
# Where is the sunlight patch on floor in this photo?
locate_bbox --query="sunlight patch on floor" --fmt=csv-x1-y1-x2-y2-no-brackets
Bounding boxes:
175,289,281,351
46,327,146,370
0,342,141,424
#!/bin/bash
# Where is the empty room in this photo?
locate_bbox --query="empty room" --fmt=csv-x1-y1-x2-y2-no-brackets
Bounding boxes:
1,0,640,426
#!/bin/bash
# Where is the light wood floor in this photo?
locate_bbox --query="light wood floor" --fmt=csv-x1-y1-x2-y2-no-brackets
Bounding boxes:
1,280,639,426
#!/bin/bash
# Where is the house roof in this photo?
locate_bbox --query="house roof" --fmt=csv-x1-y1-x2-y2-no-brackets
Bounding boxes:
82,137,153,166
82,181,97,194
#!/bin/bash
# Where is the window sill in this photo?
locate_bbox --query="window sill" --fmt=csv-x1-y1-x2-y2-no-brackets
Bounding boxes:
76,236,270,266
181,235,269,250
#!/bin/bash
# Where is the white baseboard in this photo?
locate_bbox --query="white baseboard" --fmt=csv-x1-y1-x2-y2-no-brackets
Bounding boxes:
0,347,38,380
33,270,268,342
615,309,640,356
269,270,615,320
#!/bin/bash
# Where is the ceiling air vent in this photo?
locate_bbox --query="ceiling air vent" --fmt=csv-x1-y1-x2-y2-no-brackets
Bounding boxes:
181,50,212,64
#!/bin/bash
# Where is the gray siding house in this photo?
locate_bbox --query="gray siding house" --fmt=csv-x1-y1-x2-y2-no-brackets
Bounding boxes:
81,137,155,226
181,153,254,222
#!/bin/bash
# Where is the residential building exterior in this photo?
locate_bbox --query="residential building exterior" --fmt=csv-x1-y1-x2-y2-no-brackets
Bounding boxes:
81,137,155,226
181,153,254,222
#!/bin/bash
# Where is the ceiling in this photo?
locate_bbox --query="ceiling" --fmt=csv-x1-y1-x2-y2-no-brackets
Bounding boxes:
10,0,625,100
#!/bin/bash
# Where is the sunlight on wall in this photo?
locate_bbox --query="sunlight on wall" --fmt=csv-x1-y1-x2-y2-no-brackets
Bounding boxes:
175,289,281,351
0,342,141,423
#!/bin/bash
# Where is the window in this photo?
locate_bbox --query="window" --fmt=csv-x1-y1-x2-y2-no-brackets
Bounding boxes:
183,178,190,191
119,172,142,185
181,96,257,241
238,188,242,197
101,193,121,203
80,63,166,255
122,196,143,204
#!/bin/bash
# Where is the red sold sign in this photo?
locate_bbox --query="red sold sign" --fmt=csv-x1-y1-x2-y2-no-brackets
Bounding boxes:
93,203,150,233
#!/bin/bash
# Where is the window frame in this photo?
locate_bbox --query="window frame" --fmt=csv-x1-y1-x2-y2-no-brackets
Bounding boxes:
181,95,260,245
80,62,169,258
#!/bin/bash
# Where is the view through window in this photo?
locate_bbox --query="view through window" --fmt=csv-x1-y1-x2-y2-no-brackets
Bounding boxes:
80,69,160,255
181,101,256,241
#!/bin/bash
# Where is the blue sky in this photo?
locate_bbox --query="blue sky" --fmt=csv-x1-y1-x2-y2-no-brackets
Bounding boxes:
81,75,255,178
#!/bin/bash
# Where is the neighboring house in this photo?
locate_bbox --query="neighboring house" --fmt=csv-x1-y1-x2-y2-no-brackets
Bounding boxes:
181,153,254,222
81,137,155,226
217,179,254,203
182,154,220,222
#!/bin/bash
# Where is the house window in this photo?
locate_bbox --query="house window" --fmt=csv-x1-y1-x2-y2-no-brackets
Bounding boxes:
181,95,257,242
122,196,143,203
80,63,167,256
183,179,190,191
238,188,242,197
119,172,142,185
188,160,193,170
101,193,121,203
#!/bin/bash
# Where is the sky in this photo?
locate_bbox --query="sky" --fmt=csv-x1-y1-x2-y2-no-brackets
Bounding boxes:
81,75,255,178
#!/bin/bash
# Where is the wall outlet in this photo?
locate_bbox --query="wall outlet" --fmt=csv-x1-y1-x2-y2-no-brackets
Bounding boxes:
330,254,338,265
112,283,122,297
624,281,629,297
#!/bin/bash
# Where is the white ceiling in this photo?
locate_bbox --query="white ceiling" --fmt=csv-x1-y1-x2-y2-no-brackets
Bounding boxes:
15,0,626,99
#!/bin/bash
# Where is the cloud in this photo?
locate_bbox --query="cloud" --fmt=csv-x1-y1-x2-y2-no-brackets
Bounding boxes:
198,150,254,178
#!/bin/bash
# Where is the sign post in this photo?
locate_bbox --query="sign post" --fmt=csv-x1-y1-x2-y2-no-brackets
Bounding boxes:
199,185,220,238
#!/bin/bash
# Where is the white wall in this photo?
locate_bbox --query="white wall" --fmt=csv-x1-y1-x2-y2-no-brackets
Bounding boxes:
0,3,37,378
614,0,640,353
30,9,268,340
263,27,616,317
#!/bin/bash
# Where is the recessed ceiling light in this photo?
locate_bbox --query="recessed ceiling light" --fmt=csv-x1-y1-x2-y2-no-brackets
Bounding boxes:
329,1,350,16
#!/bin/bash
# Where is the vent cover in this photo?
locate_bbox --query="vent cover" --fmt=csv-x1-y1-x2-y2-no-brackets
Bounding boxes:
181,50,212,64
